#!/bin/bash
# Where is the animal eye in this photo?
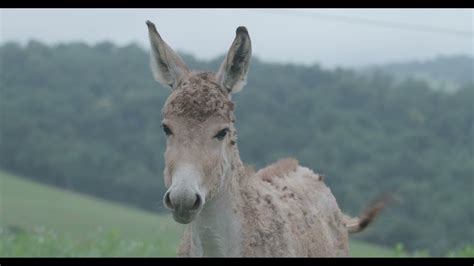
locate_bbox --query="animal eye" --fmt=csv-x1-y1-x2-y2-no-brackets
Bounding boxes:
162,124,172,136
214,128,229,141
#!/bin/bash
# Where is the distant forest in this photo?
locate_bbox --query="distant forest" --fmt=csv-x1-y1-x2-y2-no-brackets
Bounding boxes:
1,41,472,255
362,55,473,92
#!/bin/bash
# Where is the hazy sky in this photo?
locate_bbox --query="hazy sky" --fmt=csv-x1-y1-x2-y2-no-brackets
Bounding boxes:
1,8,472,68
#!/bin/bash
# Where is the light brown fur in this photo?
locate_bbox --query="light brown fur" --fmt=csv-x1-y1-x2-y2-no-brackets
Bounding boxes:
176,158,351,256
146,21,384,257
163,72,235,123
257,158,299,182
241,162,349,256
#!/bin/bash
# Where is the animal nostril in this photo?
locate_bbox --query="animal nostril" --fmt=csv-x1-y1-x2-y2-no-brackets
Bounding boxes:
164,191,174,209
191,193,202,210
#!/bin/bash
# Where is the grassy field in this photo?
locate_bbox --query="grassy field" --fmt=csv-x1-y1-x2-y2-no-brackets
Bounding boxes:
0,170,399,257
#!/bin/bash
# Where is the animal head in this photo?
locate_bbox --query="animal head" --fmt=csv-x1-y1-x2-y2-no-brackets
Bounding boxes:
146,20,252,224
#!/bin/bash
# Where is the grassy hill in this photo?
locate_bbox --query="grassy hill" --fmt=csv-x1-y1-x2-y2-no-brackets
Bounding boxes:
0,170,395,257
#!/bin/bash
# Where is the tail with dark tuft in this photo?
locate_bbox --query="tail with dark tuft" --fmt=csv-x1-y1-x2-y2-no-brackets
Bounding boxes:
344,192,393,234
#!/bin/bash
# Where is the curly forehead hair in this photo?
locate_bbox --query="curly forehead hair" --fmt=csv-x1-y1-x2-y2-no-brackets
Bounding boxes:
162,72,235,122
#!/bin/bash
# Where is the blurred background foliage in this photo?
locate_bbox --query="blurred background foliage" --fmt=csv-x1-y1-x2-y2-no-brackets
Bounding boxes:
0,40,472,255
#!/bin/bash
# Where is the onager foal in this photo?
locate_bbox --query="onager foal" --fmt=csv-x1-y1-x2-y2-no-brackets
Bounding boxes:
146,20,384,257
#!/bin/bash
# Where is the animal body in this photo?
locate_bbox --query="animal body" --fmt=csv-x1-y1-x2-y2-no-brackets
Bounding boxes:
145,20,384,257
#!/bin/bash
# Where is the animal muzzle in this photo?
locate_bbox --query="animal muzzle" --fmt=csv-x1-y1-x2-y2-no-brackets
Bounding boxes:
163,185,204,224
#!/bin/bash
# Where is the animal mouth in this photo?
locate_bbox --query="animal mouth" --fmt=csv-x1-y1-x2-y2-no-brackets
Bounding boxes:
172,210,198,224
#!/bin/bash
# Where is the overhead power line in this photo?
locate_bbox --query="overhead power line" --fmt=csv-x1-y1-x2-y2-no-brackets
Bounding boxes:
251,10,473,38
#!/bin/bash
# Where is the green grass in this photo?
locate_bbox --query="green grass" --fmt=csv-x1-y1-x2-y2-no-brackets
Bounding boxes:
0,171,184,240
349,240,396,257
1,170,398,257
0,170,185,256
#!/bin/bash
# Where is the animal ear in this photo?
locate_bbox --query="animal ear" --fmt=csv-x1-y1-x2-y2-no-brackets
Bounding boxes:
217,26,252,94
146,20,190,89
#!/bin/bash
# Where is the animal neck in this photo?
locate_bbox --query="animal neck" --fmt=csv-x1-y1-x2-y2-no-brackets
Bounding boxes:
191,149,245,257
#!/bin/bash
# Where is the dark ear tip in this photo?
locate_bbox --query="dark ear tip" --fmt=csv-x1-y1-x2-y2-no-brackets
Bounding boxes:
236,26,248,35
146,20,156,30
